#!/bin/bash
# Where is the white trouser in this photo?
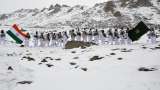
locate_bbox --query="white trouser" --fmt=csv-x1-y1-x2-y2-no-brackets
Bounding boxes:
93,36,99,44
82,36,87,42
0,37,5,45
76,36,81,41
108,36,113,45
151,36,156,44
87,35,92,42
120,36,125,45
39,39,45,47
24,39,30,47
34,38,38,47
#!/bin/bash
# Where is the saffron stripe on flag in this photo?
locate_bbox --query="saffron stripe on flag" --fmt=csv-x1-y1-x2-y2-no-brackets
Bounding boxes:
7,30,23,44
12,24,28,38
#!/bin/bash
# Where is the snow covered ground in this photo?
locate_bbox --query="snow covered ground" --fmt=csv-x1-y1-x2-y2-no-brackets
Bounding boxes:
0,37,160,90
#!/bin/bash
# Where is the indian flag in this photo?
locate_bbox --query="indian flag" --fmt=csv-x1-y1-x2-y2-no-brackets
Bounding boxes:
7,24,28,44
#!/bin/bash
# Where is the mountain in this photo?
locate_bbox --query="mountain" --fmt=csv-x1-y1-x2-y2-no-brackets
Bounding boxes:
0,0,160,29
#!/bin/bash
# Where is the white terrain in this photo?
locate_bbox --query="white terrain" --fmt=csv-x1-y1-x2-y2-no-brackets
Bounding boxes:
0,36,160,90
0,0,160,90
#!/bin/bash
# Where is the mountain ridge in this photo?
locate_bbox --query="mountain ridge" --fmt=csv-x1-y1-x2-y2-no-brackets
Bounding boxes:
0,0,160,28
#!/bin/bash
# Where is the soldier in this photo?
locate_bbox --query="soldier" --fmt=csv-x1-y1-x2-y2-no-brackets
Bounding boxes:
76,29,81,41
113,29,120,45
119,29,126,45
46,33,51,47
24,32,31,47
51,32,57,47
57,32,63,47
147,28,157,44
0,30,6,45
69,29,76,41
39,32,45,47
93,29,99,44
62,31,69,46
107,29,114,45
33,31,39,47
82,30,87,42
125,27,132,45
99,30,106,44
87,29,93,42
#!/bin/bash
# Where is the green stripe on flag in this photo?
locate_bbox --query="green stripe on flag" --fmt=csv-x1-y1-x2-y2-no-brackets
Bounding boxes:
7,30,23,44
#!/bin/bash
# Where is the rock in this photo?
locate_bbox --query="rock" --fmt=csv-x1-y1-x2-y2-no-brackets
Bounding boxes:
8,66,13,71
73,57,79,59
121,48,133,52
70,62,77,65
81,68,88,71
17,81,32,84
142,46,147,49
41,59,47,63
38,63,42,65
55,58,61,61
111,48,120,51
46,64,54,67
138,67,158,72
71,51,76,53
65,41,96,49
22,56,35,61
20,45,25,47
75,65,79,68
89,56,104,61
44,57,53,60
155,46,160,49
27,57,35,61
6,53,13,56
117,57,123,60
110,53,116,55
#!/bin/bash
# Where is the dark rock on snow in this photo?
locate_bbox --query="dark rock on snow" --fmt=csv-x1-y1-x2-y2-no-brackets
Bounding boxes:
138,67,158,72
89,56,104,61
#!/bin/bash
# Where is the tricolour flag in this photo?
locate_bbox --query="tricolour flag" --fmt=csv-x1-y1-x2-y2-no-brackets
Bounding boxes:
7,24,28,44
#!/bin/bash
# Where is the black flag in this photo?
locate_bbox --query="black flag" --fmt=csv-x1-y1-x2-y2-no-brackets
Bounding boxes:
128,21,150,41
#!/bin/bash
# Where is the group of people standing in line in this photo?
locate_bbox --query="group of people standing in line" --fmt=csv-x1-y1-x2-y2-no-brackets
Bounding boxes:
0,26,159,47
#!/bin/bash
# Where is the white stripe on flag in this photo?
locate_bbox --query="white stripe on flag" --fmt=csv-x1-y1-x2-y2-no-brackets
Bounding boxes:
10,27,25,41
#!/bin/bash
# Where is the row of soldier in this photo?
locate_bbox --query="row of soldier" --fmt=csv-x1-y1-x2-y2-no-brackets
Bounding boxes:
0,27,158,47
30,28,132,47
31,26,159,47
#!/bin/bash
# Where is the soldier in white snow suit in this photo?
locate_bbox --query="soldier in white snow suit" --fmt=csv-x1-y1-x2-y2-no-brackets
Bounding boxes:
147,28,157,44
107,29,114,45
0,30,6,45
57,32,63,47
93,29,99,44
51,32,57,47
62,31,69,46
99,30,107,44
24,32,30,47
76,29,81,41
69,30,76,41
113,29,120,45
87,29,93,42
125,28,132,45
39,32,45,47
46,33,51,47
119,29,126,45
33,31,39,47
82,30,87,42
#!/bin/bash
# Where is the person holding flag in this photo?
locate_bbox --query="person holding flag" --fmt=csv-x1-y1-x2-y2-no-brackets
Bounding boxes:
6,24,30,46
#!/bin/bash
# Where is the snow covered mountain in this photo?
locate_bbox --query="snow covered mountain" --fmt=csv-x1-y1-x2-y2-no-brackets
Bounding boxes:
0,0,160,28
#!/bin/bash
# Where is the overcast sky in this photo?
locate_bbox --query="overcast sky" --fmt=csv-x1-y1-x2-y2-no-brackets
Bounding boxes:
0,0,109,14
